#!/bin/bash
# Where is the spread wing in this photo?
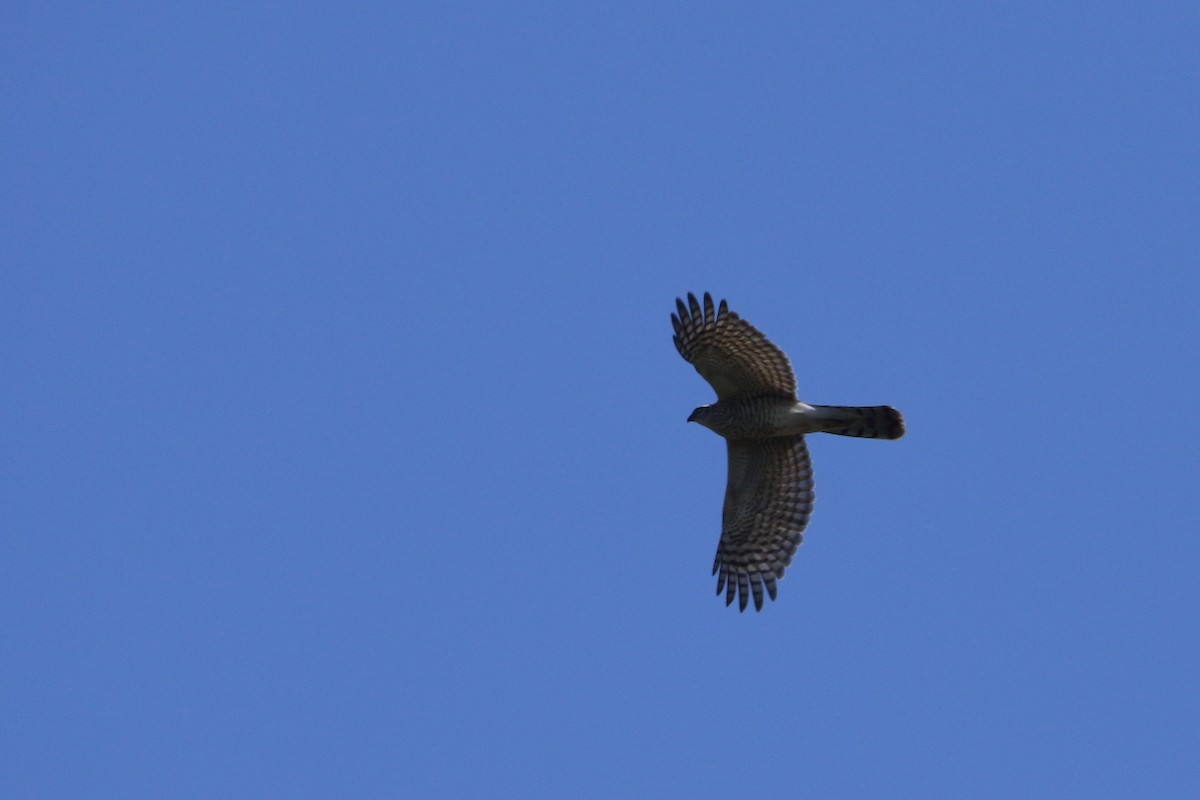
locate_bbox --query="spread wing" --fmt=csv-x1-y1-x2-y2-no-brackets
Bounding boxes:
671,292,796,400
714,436,815,611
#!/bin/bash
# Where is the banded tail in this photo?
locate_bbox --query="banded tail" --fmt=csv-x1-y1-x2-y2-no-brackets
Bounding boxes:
810,405,905,440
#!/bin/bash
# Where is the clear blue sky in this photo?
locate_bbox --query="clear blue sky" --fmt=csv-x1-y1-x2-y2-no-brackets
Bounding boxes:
4,3,1198,797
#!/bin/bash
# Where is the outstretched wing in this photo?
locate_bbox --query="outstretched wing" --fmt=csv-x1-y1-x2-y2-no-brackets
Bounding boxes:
671,292,796,400
714,436,815,611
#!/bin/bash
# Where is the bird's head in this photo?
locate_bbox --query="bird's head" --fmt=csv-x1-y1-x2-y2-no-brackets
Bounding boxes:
687,404,719,430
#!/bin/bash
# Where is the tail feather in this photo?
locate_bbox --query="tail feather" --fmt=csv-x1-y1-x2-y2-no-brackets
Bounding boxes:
811,405,905,439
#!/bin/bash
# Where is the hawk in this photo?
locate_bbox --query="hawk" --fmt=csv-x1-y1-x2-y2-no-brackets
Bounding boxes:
671,292,904,611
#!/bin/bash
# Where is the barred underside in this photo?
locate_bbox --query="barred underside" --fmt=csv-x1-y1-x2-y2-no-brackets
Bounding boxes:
699,395,811,439
714,435,815,612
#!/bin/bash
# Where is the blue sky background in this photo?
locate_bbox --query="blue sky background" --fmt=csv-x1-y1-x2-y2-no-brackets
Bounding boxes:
4,3,1199,797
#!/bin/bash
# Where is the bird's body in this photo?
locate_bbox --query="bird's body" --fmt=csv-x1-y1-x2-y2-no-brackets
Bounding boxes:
671,292,904,611
689,398,904,440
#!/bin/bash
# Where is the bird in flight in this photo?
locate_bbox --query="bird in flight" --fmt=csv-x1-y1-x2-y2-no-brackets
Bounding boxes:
671,292,904,611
